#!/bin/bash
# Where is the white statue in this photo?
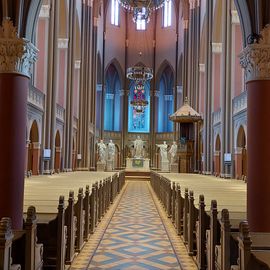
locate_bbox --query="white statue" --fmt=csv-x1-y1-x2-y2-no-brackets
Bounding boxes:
169,141,178,164
133,135,144,158
108,140,116,161
97,139,107,163
156,141,169,162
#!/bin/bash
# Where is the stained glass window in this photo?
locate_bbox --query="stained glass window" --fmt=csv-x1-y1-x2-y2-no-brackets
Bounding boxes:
128,80,150,132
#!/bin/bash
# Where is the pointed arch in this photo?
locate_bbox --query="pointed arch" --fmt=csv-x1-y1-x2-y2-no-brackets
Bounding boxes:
237,125,246,148
30,120,39,143
28,120,41,175
104,61,123,131
105,58,125,88
54,130,62,172
156,60,175,87
155,60,174,132
215,134,221,151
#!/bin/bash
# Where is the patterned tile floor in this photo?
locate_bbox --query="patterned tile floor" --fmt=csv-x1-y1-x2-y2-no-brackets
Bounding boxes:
71,181,197,270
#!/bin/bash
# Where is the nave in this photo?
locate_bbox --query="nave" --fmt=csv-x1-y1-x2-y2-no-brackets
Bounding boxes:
21,171,254,270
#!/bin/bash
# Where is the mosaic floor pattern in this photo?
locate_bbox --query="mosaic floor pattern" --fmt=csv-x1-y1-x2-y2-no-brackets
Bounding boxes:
71,181,197,270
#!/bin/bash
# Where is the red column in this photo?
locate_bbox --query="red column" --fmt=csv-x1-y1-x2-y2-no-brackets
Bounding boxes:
247,81,270,232
0,74,29,229
239,26,270,232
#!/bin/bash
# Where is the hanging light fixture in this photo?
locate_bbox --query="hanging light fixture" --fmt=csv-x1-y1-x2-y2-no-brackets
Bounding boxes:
118,0,166,23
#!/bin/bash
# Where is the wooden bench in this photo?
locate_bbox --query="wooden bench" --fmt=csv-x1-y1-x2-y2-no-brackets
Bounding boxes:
36,196,66,270
231,221,270,270
12,206,43,270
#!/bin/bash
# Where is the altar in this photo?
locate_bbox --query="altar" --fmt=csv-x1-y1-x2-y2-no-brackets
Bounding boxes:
126,158,150,171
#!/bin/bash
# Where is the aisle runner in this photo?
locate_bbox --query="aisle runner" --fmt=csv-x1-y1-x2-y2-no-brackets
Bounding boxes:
88,181,181,270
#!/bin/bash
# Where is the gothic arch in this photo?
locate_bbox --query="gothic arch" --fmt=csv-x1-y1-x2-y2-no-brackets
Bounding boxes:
233,1,253,47
156,60,175,87
54,130,62,172
28,120,41,175
25,0,43,41
215,134,221,151
55,130,61,148
237,125,246,148
105,59,125,88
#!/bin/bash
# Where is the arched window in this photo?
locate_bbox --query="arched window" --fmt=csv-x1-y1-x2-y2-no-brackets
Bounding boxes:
111,0,119,26
104,64,122,131
156,65,174,132
163,0,172,27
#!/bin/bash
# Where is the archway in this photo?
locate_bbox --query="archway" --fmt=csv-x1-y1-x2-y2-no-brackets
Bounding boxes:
104,62,123,132
156,63,174,132
235,126,247,180
214,134,221,176
28,120,40,175
54,130,61,173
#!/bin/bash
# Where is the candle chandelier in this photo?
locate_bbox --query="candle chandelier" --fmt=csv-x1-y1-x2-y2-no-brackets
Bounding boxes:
118,0,166,22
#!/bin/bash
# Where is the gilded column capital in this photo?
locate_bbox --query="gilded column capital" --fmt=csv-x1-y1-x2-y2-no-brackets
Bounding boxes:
240,25,270,82
0,18,38,78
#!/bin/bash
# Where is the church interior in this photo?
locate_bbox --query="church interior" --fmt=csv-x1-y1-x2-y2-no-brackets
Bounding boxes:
0,0,270,269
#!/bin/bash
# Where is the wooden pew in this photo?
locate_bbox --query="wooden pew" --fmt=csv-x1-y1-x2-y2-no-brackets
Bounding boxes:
90,184,96,234
206,200,219,270
0,217,21,270
175,184,184,236
64,191,75,264
11,206,43,270
215,209,238,270
231,221,270,270
196,194,210,270
188,190,199,256
183,188,189,244
74,188,84,252
36,196,66,270
83,185,90,241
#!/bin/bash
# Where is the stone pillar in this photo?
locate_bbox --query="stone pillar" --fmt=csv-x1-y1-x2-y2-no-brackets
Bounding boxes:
31,142,41,175
43,0,60,174
64,0,76,171
220,0,232,178
0,18,37,229
240,25,270,232
203,0,213,174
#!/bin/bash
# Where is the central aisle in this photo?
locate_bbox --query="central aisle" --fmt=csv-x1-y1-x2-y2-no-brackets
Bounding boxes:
88,181,181,269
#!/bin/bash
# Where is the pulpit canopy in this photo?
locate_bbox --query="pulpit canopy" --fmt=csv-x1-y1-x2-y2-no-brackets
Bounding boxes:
169,97,202,123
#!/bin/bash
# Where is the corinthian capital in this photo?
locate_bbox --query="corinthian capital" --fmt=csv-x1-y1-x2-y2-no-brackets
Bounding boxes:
0,18,38,78
239,25,270,82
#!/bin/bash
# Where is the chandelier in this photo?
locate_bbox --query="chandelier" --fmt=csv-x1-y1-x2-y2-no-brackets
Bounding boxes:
130,81,149,114
118,0,166,23
127,65,153,81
